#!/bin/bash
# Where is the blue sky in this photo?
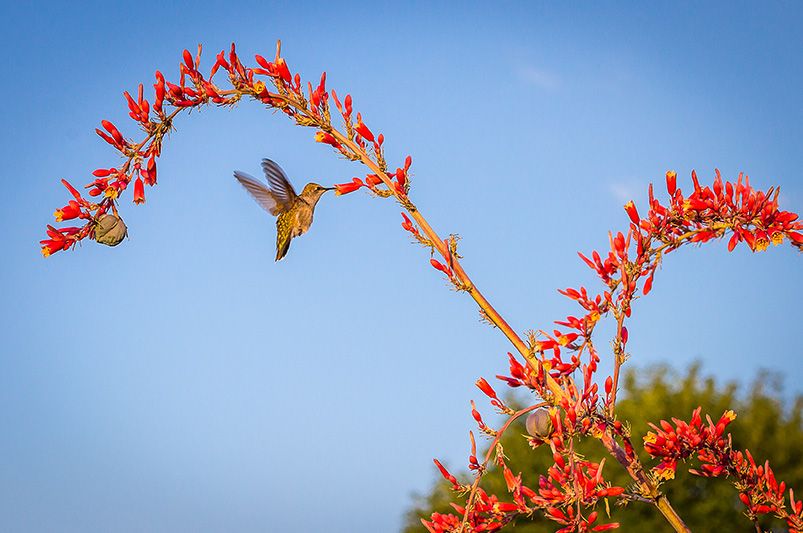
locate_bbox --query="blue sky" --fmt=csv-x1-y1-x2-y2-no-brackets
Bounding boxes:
1,2,801,532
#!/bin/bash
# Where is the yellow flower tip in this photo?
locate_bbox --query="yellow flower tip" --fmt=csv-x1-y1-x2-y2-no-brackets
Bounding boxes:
682,200,691,211
104,188,118,199
314,131,326,142
656,467,675,481
53,209,64,222
755,239,769,252
253,81,266,94
771,232,784,246
558,335,571,346
643,432,657,445
589,311,601,324
41,246,51,258
723,410,737,422
666,170,677,179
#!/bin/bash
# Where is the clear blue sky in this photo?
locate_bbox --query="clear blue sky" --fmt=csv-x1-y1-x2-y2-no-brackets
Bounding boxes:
1,2,801,532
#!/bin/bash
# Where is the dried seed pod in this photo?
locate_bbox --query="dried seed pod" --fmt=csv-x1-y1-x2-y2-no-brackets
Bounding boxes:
94,214,127,246
526,407,553,439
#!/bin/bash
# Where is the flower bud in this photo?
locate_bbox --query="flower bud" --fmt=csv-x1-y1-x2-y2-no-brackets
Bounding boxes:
94,214,128,246
526,407,553,439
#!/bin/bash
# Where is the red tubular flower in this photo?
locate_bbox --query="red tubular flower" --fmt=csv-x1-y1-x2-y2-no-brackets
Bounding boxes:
314,131,340,148
334,178,364,196
133,178,145,204
624,200,640,224
354,114,375,142
666,171,677,194
742,229,757,251
502,466,518,491
144,155,157,186
153,71,166,114
53,200,83,222
401,213,414,232
727,231,741,252
395,167,407,190
475,377,498,400
40,238,67,257
276,58,292,83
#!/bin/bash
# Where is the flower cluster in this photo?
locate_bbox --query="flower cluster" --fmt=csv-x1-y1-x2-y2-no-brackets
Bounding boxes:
41,42,412,257
423,170,800,532
643,408,803,531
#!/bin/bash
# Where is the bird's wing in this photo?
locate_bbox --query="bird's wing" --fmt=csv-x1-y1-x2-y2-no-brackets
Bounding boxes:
233,171,282,215
261,159,297,207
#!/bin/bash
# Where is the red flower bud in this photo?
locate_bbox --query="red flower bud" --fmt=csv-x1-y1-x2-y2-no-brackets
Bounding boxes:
344,94,352,116
401,213,415,233
430,258,452,277
643,271,654,295
184,48,199,71
61,179,84,202
254,54,272,71
433,458,458,487
395,168,407,190
101,120,124,145
365,174,382,187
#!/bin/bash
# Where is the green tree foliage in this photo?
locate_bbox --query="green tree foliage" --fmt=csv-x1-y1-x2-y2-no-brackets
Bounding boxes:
404,364,803,532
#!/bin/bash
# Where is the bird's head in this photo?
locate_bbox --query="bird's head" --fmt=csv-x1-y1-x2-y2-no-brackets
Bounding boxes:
301,182,334,204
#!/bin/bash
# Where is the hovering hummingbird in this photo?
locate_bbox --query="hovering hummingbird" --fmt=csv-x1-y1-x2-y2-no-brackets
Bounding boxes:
234,159,333,261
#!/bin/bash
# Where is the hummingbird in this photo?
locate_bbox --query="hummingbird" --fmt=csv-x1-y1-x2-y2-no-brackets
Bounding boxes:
234,159,333,261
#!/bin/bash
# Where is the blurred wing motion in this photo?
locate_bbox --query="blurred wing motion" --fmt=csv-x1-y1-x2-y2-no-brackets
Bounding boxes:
261,159,297,206
233,171,282,215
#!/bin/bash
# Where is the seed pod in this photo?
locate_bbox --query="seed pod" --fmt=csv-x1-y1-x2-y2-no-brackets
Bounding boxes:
526,407,553,439
94,214,127,246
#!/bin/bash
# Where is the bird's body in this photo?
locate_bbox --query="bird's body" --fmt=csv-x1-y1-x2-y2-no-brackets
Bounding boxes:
234,159,332,261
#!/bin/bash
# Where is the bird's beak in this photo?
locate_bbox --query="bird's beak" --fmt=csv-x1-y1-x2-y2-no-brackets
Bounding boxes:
324,186,335,191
